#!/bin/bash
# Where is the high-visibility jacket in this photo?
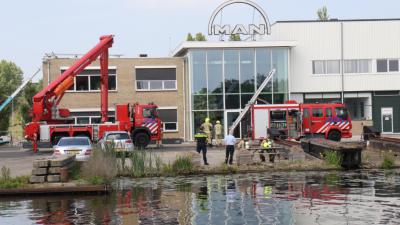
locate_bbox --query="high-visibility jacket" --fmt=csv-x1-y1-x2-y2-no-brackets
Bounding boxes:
214,124,222,135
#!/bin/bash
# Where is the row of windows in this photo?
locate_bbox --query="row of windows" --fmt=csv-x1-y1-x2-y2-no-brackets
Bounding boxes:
312,59,400,75
63,68,177,92
71,109,178,132
303,107,348,120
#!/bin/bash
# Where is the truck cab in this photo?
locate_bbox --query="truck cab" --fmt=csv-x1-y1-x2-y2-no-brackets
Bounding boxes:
300,103,352,141
130,103,162,147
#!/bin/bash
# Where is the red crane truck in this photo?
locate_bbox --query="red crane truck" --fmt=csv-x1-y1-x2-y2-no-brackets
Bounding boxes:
24,35,162,152
251,100,352,141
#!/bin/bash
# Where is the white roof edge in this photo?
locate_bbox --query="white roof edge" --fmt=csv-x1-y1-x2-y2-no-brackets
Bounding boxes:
172,40,297,57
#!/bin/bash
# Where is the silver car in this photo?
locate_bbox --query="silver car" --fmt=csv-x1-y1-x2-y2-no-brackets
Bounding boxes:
53,137,93,161
99,131,134,152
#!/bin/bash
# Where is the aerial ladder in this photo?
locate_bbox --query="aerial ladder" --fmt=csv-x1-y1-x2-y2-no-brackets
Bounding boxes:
0,68,41,112
25,35,114,152
228,68,276,135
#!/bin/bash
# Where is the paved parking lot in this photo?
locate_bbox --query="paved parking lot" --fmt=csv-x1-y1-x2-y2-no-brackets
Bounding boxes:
0,146,53,177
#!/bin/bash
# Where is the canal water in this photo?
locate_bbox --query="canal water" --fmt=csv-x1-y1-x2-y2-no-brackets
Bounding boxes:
0,170,399,225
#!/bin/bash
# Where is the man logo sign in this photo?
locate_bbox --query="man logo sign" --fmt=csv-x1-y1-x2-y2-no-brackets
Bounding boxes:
208,0,271,36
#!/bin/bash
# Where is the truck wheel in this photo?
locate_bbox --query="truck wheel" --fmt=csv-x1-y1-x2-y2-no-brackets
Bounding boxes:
134,133,150,149
328,130,341,142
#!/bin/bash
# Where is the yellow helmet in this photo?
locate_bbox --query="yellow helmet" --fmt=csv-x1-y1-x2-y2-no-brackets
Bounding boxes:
205,118,210,123
216,120,220,124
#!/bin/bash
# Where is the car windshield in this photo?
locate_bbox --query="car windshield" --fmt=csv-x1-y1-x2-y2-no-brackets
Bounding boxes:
58,138,90,146
335,107,349,120
106,133,130,140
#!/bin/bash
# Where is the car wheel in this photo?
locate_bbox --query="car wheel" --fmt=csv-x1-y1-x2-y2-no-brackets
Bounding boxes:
328,130,341,142
134,133,150,149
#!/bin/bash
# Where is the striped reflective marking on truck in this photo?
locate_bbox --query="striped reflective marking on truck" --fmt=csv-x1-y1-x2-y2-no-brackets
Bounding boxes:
142,119,158,134
316,120,350,133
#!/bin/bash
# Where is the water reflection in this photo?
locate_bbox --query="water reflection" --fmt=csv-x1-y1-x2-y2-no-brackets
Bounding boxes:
0,170,399,224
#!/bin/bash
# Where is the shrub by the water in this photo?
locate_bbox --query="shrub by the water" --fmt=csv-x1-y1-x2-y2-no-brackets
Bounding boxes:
129,150,163,177
323,150,342,168
81,148,118,185
171,155,193,174
381,151,395,169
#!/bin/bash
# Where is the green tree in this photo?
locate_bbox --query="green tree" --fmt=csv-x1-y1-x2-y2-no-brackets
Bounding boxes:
19,80,42,124
195,32,206,41
229,34,241,41
0,60,23,132
186,33,195,41
317,6,329,21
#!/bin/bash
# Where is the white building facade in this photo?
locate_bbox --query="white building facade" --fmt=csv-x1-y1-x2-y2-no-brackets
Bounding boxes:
265,19,400,134
174,19,400,139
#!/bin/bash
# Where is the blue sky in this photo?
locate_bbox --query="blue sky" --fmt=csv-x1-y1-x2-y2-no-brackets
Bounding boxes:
1,0,399,81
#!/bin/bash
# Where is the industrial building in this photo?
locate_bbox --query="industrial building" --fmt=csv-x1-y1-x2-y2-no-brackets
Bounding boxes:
43,18,400,142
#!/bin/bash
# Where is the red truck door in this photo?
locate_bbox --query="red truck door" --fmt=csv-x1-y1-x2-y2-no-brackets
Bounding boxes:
310,107,325,133
302,108,311,133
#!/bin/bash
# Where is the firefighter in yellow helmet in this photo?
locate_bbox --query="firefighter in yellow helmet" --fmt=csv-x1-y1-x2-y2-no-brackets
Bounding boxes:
200,117,213,145
214,120,222,146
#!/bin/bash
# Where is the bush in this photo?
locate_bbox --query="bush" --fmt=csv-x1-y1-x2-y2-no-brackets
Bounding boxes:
323,150,342,168
171,156,193,174
381,152,395,169
81,148,118,185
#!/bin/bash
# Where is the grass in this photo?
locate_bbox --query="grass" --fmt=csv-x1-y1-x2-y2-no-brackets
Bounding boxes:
380,151,395,169
323,150,342,168
0,166,29,189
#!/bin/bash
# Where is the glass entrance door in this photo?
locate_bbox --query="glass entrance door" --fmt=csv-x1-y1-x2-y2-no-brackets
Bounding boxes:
381,107,393,133
225,110,241,138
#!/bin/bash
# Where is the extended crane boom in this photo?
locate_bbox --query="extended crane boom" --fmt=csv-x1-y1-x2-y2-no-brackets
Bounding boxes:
32,35,113,123
228,68,276,135
25,35,114,152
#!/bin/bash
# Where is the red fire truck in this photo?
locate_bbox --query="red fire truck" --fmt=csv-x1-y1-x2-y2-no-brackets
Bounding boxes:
24,35,162,152
251,100,352,141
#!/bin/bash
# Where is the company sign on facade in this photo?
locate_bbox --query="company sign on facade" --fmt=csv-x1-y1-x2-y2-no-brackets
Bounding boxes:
208,0,271,36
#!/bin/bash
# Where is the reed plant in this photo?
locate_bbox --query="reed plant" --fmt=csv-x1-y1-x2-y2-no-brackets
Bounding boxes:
128,150,163,177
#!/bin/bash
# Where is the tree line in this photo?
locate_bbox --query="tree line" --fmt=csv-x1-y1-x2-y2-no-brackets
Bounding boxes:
0,60,41,134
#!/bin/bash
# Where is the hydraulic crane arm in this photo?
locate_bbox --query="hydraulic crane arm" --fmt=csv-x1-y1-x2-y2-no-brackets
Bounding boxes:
32,35,114,123
228,68,276,135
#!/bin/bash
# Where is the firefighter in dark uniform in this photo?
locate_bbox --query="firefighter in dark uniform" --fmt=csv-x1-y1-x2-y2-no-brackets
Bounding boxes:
194,130,209,165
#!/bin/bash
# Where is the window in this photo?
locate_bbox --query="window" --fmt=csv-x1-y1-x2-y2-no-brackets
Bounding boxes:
303,108,310,118
312,108,323,117
377,59,399,72
136,68,177,91
76,117,90,124
63,69,117,92
325,108,332,117
344,59,372,73
158,108,178,132
70,111,115,125
389,60,399,72
143,108,156,118
312,60,340,74
335,107,349,120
